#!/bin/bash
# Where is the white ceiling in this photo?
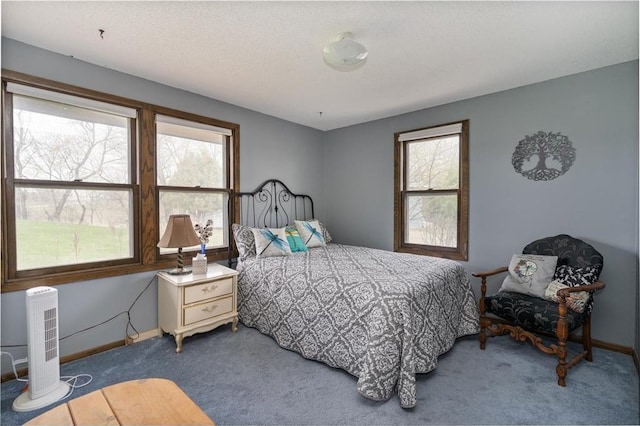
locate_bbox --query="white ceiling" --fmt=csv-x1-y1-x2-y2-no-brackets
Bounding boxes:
1,1,638,131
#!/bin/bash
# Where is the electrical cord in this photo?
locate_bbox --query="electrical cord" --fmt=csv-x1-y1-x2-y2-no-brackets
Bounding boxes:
1,351,93,394
2,367,94,398
0,352,28,382
59,273,156,343
60,374,93,400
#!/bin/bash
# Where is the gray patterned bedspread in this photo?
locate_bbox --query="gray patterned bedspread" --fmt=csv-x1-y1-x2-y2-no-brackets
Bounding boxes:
236,244,479,407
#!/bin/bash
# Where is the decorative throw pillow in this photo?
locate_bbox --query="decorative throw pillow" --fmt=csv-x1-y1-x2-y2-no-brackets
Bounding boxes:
252,227,292,258
311,219,332,244
499,254,558,298
232,223,256,259
285,226,308,252
295,220,325,248
553,264,601,287
544,280,590,313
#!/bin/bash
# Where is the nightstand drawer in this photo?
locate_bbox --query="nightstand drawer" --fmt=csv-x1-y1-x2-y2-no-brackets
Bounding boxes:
183,296,233,326
184,278,233,304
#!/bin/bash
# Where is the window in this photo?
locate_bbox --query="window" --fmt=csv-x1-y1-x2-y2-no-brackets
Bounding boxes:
394,120,469,260
156,114,233,257
2,72,239,291
4,83,138,277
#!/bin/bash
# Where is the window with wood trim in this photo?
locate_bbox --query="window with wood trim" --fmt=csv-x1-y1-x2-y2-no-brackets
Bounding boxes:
3,82,139,278
394,120,469,260
156,114,233,258
1,72,239,291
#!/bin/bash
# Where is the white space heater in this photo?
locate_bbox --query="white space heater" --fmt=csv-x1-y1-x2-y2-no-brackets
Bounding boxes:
13,286,70,412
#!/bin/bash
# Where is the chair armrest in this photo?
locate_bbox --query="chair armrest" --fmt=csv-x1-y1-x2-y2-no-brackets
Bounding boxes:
472,266,508,316
556,280,606,297
472,266,508,278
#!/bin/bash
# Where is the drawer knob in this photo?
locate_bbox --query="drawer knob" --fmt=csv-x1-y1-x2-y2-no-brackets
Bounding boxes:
201,284,218,293
202,305,218,313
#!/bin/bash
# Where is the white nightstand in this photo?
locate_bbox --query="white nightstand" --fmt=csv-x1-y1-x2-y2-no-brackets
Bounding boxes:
157,263,239,353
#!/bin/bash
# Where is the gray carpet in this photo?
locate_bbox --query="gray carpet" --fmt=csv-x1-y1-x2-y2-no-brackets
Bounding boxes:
2,324,639,425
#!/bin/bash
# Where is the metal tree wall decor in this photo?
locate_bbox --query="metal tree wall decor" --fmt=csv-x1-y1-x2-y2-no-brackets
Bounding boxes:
512,131,576,181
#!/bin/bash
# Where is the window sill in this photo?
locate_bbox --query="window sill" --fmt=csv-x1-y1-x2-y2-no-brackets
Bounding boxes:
395,245,468,261
2,251,231,292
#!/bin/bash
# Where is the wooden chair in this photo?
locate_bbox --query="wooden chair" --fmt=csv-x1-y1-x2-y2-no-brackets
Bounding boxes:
472,234,605,386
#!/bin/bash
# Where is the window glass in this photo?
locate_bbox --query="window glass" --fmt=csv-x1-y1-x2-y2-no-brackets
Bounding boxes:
394,120,468,260
13,95,130,183
158,191,227,252
405,194,458,248
406,136,459,190
15,187,133,270
2,74,239,290
10,93,134,273
156,121,225,188
156,115,231,256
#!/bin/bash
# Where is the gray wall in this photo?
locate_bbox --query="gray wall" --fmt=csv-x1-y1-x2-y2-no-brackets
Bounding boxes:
0,38,324,374
1,38,638,376
323,60,639,348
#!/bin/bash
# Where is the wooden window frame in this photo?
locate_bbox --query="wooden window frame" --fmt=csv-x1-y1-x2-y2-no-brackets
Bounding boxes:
1,70,240,292
393,120,469,260
154,109,235,262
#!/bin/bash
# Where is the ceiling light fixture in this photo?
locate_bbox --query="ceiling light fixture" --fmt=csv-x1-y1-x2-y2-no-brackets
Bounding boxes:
323,32,368,71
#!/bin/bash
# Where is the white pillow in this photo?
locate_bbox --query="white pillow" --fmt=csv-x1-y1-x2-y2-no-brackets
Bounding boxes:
499,254,558,298
252,227,292,258
294,220,325,248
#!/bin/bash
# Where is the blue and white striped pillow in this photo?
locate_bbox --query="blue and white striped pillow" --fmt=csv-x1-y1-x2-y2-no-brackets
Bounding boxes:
285,226,308,252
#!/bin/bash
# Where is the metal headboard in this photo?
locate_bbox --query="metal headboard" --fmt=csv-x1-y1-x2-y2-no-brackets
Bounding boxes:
227,179,315,266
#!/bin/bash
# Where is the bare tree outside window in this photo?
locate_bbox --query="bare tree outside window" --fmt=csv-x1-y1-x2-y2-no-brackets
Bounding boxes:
11,95,133,270
156,117,229,252
2,73,240,291
406,136,459,248
394,120,469,260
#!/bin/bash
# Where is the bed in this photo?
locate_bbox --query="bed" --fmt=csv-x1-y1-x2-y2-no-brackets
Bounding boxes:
227,179,479,408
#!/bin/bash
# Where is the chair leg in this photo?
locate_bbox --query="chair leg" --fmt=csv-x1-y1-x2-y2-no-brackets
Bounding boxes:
555,302,569,387
478,278,487,350
479,317,487,350
583,315,593,362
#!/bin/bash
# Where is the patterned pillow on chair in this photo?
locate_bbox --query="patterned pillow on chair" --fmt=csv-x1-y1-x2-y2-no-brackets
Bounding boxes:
554,264,601,286
552,264,601,314
498,254,558,298
544,280,590,313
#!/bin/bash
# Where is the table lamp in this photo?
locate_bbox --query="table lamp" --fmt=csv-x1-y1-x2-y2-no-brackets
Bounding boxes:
157,214,201,275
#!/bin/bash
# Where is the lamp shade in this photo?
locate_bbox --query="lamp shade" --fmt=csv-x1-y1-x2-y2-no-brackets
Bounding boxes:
323,32,368,71
157,215,201,249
